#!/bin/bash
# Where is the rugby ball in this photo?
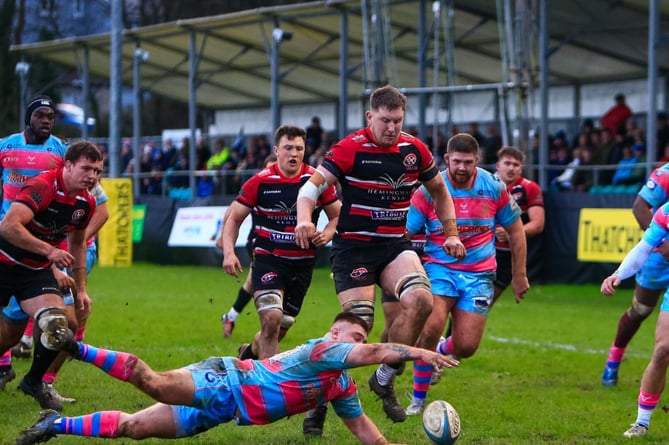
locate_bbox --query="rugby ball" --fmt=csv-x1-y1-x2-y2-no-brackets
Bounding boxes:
422,400,461,445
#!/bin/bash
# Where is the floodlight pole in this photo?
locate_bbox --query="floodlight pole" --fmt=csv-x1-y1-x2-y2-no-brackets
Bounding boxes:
15,60,30,132
133,46,148,198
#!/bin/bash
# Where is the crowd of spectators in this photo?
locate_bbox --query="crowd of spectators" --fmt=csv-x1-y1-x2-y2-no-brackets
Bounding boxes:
120,133,274,197
120,98,669,198
547,93,665,192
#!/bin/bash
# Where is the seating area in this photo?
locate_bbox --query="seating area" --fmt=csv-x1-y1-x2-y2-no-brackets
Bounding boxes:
588,184,642,194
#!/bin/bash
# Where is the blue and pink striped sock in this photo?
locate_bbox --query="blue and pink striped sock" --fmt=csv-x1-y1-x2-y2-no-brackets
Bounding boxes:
437,336,455,356
0,349,11,368
605,344,625,370
54,411,122,437
77,343,138,381
412,359,433,401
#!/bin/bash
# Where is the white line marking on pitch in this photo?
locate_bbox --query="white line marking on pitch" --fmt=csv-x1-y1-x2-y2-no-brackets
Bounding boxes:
487,335,651,358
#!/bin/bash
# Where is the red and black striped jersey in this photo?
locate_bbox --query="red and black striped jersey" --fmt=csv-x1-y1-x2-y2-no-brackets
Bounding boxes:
321,127,438,242
236,162,338,260
0,168,96,269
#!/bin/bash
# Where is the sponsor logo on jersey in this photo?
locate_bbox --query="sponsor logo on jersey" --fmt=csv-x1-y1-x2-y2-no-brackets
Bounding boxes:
352,134,366,143
403,153,417,169
71,209,86,221
7,171,31,185
371,209,406,220
270,232,295,243
378,172,413,189
646,180,656,190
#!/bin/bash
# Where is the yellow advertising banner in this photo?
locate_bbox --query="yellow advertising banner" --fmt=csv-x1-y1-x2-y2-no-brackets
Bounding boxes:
98,178,133,267
577,208,644,263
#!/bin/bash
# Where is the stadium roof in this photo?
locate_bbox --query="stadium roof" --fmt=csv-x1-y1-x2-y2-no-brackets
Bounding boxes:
10,0,669,110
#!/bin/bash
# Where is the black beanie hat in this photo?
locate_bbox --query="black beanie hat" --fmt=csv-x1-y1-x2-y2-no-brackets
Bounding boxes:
24,95,56,126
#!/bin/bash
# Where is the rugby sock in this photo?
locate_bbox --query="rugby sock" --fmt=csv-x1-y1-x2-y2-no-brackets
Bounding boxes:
42,372,57,385
24,341,59,385
226,308,240,322
232,287,253,314
74,324,87,342
605,344,625,370
25,316,35,338
53,411,122,437
412,359,433,401
636,390,659,427
437,336,455,356
375,364,397,386
76,343,138,381
0,350,11,367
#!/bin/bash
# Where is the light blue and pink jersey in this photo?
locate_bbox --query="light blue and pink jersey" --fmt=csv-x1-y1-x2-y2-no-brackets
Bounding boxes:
407,168,520,272
218,338,362,425
635,162,669,292
0,131,67,219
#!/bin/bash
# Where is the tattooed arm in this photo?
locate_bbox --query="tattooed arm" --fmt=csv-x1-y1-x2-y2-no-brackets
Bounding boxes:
345,342,459,371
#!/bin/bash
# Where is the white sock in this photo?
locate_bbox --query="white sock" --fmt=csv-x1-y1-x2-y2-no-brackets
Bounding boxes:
20,335,33,346
376,364,397,386
226,308,240,322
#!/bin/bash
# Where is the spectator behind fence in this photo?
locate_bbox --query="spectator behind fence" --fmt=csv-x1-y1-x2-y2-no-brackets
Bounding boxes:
601,93,632,136
657,112,669,161
306,116,324,153
611,144,645,186
482,124,503,167
551,147,581,191
570,148,595,192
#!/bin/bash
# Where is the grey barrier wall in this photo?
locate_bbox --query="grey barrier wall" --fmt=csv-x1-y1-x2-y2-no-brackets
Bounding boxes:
131,192,637,285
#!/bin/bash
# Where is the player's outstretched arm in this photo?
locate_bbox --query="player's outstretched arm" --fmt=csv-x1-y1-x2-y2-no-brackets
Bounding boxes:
601,239,654,296
346,342,459,371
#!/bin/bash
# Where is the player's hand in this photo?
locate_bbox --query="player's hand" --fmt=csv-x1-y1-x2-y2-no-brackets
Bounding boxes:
53,268,75,289
421,350,459,371
48,248,74,269
495,226,509,243
76,290,92,317
511,275,529,303
442,235,466,260
294,221,316,249
222,253,243,278
311,229,334,247
601,275,620,295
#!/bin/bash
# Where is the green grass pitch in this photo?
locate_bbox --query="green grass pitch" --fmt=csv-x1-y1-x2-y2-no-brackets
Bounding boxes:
0,263,664,444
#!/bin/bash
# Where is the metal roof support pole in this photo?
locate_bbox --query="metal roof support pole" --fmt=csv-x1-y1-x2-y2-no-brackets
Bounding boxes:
538,0,549,191
495,0,512,146
81,45,89,139
444,0,456,140
431,1,441,159
132,45,144,199
647,0,659,175
188,30,198,193
15,59,30,133
513,0,532,160
271,26,281,131
338,8,348,140
109,0,122,179
417,0,428,141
